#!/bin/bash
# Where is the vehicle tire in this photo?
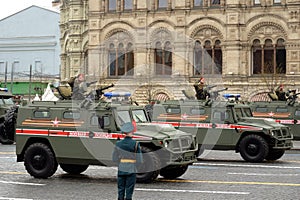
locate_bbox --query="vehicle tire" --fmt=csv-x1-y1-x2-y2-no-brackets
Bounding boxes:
239,134,269,163
136,146,160,183
60,164,89,174
4,107,17,142
160,165,188,179
265,149,285,161
0,107,17,144
24,143,58,178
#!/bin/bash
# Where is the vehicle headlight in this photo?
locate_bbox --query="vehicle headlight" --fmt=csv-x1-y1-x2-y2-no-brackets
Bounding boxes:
164,140,169,148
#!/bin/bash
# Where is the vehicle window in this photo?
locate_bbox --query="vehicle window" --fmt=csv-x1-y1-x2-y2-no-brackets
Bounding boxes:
213,111,228,121
295,110,300,116
235,108,243,119
97,116,110,127
116,110,131,126
3,98,14,105
276,107,288,113
166,107,180,114
132,109,148,122
243,108,253,117
255,107,268,112
190,108,205,115
63,111,80,119
34,111,50,118
90,115,98,126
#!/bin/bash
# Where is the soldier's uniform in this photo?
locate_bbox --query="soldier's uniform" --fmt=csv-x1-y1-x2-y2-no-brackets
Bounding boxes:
112,122,143,200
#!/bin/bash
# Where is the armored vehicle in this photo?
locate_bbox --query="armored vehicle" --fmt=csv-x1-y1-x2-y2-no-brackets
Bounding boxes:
150,94,293,163
15,93,198,183
0,88,18,144
250,90,300,140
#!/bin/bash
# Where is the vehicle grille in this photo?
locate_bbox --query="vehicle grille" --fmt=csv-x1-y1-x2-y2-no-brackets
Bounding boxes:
272,128,291,139
167,136,193,152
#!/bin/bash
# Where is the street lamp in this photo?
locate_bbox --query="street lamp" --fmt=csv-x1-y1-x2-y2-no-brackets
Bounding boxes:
10,61,19,93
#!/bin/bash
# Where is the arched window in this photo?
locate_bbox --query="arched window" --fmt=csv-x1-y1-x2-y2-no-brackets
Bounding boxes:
264,39,274,73
214,40,222,74
276,39,286,74
252,39,262,74
193,40,222,75
154,41,172,75
252,38,286,74
194,40,202,75
108,33,134,77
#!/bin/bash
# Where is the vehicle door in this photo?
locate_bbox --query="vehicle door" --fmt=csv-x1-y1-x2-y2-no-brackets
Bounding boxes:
207,107,234,146
293,108,300,139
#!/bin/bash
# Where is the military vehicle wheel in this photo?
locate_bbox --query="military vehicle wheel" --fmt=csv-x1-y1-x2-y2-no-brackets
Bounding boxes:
239,134,269,163
60,164,89,174
4,107,17,142
24,143,58,178
136,146,160,183
160,165,188,179
0,107,17,144
265,149,285,161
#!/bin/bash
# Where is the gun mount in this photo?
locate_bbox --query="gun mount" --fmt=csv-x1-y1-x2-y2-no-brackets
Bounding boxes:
194,83,227,101
55,76,114,100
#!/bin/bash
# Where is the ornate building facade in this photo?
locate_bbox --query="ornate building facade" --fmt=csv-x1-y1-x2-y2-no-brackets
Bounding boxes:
58,0,300,104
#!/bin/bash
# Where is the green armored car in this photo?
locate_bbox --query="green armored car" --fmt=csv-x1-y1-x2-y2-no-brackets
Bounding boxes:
250,91,300,140
0,88,18,144
15,92,197,183
150,94,293,163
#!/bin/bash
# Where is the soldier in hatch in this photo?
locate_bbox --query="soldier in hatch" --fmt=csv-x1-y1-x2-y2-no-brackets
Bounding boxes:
72,73,88,100
275,84,287,101
194,77,208,100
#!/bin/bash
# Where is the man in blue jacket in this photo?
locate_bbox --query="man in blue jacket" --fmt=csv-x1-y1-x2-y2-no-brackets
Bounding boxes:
112,122,143,200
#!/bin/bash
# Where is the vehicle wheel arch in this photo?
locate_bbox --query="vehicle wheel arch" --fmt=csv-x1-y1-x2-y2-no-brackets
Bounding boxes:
236,131,270,153
18,137,54,161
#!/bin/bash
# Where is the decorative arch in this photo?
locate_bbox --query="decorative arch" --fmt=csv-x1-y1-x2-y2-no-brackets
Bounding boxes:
190,25,224,40
148,19,176,30
152,89,173,101
150,27,173,44
248,22,287,40
188,17,225,30
104,28,135,42
248,91,272,102
102,21,135,35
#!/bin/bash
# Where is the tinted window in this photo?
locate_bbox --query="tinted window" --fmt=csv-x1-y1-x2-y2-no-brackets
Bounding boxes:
243,108,253,117
213,111,228,121
63,111,80,119
116,110,131,125
255,107,268,112
276,107,288,113
166,107,180,114
295,110,300,116
235,108,243,119
132,109,148,122
34,111,50,118
191,108,205,115
91,115,98,126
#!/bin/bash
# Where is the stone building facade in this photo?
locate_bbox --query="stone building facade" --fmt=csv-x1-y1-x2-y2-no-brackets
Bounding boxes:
58,0,300,104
